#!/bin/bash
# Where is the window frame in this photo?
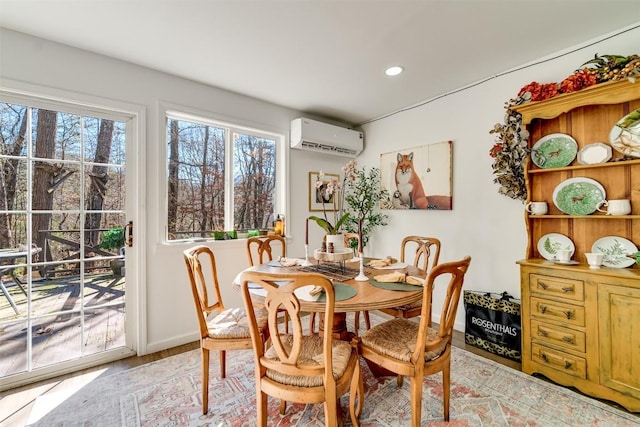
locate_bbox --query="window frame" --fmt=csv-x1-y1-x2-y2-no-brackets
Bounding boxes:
162,105,288,243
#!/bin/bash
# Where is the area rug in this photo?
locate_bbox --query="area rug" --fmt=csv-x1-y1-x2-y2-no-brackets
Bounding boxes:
27,325,639,426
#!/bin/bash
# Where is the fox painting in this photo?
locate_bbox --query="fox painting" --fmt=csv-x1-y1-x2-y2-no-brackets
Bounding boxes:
391,146,452,210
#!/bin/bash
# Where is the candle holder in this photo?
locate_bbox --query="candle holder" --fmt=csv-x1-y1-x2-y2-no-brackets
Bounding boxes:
301,244,313,266
354,252,368,281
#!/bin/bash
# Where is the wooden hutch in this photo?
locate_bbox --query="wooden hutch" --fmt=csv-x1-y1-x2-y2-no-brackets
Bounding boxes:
516,79,640,412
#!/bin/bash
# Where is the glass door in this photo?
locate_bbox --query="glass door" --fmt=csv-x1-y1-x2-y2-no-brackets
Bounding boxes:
0,99,132,383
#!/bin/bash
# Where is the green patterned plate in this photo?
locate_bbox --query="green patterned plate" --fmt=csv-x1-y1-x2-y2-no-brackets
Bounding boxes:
552,177,605,215
531,133,578,168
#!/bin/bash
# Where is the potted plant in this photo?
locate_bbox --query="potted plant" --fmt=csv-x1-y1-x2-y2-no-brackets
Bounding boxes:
99,227,125,276
309,171,349,249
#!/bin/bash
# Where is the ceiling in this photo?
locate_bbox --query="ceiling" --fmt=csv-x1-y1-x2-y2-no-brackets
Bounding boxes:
1,1,639,125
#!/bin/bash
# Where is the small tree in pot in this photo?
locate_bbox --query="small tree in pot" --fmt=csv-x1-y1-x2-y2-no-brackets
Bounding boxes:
99,228,125,276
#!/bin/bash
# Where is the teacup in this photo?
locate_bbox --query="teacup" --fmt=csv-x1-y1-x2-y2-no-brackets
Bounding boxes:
557,249,572,262
585,252,604,269
526,201,548,215
597,199,631,215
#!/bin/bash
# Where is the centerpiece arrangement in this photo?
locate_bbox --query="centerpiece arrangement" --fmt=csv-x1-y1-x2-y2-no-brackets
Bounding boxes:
308,160,388,280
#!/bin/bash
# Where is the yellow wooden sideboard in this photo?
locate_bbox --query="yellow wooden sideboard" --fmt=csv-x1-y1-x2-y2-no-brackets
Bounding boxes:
515,79,640,412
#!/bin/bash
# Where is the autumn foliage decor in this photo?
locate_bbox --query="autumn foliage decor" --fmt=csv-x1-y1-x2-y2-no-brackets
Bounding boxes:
490,54,640,201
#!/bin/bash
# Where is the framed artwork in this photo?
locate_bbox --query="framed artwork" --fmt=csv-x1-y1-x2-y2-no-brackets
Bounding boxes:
380,140,453,210
309,172,341,212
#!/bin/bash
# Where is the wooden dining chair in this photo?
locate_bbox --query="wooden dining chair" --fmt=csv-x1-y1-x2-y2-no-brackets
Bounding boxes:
378,236,441,320
246,235,291,332
357,256,471,426
183,245,269,415
246,235,286,266
240,270,363,427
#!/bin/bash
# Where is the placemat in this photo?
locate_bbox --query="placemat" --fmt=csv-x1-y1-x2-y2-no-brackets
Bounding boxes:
369,278,423,291
316,283,357,302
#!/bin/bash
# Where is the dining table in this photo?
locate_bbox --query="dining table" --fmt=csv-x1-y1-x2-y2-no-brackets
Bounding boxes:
239,256,426,341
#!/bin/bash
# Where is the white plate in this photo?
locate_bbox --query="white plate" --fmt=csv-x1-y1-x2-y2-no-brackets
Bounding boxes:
531,133,578,168
591,236,637,268
552,177,606,215
576,142,612,165
537,233,575,261
609,109,640,158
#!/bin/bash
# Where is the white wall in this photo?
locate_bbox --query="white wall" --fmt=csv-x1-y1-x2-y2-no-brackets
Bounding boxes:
359,24,640,330
0,28,347,354
1,24,638,356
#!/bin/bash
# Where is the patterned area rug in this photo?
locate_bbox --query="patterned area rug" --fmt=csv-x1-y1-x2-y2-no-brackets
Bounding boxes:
27,317,639,426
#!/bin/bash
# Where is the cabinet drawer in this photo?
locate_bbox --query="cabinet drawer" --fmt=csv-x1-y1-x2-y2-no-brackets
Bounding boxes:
531,343,587,379
530,319,586,352
530,274,584,302
530,297,585,327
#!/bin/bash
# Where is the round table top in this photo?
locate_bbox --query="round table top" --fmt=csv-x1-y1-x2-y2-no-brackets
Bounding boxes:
243,259,424,313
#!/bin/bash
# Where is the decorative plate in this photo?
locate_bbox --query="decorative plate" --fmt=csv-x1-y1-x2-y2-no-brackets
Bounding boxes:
609,108,640,158
552,177,606,215
537,233,575,261
531,133,578,168
591,236,638,268
576,142,612,165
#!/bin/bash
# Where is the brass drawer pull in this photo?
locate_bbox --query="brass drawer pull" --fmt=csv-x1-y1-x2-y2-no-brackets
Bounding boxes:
562,336,574,344
561,286,574,293
538,328,548,337
541,353,548,363
540,305,547,314
538,282,548,290
564,361,572,369
563,310,573,319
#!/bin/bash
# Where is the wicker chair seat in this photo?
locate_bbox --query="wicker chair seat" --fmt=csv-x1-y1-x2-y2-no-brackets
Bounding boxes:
206,307,268,339
264,334,354,387
360,318,446,362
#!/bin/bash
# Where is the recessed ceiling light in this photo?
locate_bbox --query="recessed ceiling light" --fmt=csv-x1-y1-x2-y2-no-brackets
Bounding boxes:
385,66,404,76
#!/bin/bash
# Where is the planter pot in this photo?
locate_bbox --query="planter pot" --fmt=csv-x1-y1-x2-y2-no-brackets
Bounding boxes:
325,234,345,251
110,259,125,276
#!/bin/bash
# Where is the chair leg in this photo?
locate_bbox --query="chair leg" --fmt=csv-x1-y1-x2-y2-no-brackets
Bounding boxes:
323,397,339,427
410,375,423,427
363,311,371,329
443,363,451,421
201,347,210,415
279,399,287,415
219,349,226,378
397,374,403,387
349,356,363,426
257,390,268,426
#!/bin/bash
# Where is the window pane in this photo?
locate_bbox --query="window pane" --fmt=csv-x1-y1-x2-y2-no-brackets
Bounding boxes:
167,118,225,240
233,133,276,230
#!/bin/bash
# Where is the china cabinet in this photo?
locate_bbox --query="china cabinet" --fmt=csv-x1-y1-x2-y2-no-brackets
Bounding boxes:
516,79,640,412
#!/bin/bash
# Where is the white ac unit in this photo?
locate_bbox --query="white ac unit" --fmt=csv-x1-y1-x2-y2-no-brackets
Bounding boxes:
290,117,363,158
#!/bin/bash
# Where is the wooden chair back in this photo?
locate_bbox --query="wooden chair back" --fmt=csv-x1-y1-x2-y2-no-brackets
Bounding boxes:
183,245,226,339
240,270,362,426
246,235,286,266
400,235,441,273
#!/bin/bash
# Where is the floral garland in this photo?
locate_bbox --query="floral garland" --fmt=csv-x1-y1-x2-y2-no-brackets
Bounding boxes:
489,54,640,201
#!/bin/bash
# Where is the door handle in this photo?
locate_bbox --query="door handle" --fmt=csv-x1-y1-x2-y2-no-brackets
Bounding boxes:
124,221,133,247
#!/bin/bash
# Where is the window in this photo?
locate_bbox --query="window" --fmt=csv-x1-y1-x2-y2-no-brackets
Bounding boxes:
166,111,284,241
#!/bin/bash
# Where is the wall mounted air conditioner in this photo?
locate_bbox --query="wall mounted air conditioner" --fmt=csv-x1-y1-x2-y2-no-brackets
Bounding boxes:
290,117,363,158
